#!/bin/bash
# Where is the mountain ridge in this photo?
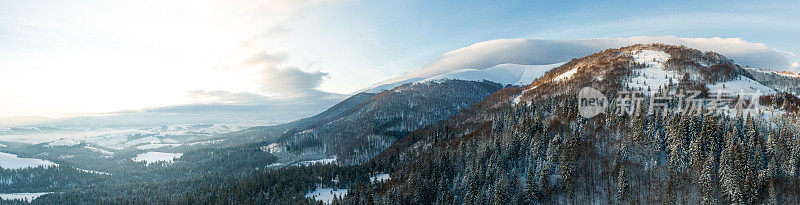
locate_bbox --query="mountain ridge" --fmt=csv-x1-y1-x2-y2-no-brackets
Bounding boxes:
348,44,800,204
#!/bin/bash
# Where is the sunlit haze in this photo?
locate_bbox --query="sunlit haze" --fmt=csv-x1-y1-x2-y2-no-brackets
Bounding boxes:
1,0,798,120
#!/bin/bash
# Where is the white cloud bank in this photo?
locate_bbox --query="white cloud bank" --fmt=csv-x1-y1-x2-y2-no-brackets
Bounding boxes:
377,36,798,86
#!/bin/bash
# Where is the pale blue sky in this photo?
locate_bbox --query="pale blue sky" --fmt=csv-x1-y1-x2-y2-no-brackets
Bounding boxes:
0,0,798,119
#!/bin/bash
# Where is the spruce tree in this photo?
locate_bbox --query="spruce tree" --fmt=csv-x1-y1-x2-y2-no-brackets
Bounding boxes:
700,154,717,205
617,166,630,203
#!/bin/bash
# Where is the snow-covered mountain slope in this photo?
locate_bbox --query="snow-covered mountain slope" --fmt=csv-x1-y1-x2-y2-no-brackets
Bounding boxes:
366,63,564,93
777,71,800,78
380,43,797,167
274,44,792,166
624,49,776,95
508,44,778,106
268,80,505,165
423,63,566,86
366,78,426,93
747,68,800,96
374,37,797,89
707,76,776,95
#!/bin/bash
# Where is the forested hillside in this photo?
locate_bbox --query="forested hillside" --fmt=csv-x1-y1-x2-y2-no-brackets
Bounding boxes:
343,44,800,204
269,80,505,165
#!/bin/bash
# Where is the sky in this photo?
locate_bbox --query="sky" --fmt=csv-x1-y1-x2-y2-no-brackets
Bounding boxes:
0,0,798,124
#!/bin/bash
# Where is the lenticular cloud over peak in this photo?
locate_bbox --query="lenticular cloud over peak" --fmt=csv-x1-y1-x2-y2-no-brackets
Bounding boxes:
378,36,798,87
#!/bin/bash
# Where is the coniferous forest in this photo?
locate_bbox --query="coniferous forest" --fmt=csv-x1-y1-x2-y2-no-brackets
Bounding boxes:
14,93,800,204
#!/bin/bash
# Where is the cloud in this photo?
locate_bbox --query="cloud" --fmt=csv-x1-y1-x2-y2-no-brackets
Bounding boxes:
50,95,348,126
658,37,793,68
379,36,797,85
186,90,270,104
205,0,340,99
0,116,53,128
218,0,324,16
792,62,800,72
174,1,344,123
240,51,289,67
259,66,330,97
207,0,338,98
224,48,332,97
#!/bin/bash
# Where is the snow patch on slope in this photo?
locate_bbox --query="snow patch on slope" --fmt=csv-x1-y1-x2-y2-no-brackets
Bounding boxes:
627,50,678,94
136,143,181,150
707,76,776,95
184,139,225,146
75,168,111,175
84,146,113,155
305,187,348,204
260,143,285,154
512,87,536,105
553,68,578,82
44,138,81,147
370,173,391,183
512,91,525,104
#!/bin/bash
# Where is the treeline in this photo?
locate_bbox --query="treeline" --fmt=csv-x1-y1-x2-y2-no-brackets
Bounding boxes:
0,166,109,193
21,164,380,205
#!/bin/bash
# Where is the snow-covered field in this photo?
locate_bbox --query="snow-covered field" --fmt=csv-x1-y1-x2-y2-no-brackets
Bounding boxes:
131,152,183,165
0,152,57,170
305,187,348,204
0,192,51,202
0,123,259,149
